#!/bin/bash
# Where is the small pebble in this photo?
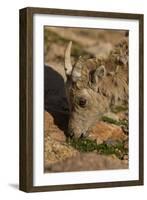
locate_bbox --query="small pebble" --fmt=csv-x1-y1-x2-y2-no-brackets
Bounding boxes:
123,155,128,160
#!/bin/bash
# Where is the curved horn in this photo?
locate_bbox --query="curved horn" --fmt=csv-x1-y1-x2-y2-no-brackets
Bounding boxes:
72,57,83,82
64,41,73,76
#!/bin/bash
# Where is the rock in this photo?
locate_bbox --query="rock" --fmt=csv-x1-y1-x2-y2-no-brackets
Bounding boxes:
122,159,129,165
117,111,128,121
44,136,77,169
88,121,127,144
44,111,78,171
123,155,128,160
44,111,66,142
124,140,129,149
46,152,128,172
44,111,54,131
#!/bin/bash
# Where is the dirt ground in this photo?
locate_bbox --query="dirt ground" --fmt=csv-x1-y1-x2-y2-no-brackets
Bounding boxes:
44,27,128,172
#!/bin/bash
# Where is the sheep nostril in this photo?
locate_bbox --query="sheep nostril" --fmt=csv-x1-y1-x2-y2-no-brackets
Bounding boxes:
80,133,84,138
70,133,74,138
68,129,74,138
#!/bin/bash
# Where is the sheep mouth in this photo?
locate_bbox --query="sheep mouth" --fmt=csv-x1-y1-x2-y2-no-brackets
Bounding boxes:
68,130,89,139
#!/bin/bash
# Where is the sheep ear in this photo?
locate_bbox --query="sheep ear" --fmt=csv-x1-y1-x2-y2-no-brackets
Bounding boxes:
94,65,106,78
93,65,106,83
91,65,106,91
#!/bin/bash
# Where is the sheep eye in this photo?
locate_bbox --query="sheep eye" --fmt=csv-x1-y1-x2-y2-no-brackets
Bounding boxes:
79,98,87,107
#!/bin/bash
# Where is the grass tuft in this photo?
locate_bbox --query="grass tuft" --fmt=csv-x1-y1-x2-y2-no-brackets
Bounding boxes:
101,116,128,127
111,105,128,113
68,138,128,159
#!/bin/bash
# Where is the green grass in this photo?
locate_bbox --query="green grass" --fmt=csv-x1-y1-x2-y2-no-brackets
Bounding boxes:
101,116,128,127
111,105,128,113
68,138,98,152
101,115,128,134
68,138,127,159
67,114,128,159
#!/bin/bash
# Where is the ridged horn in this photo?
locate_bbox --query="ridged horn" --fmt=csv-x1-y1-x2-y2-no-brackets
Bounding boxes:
72,56,83,82
64,41,73,76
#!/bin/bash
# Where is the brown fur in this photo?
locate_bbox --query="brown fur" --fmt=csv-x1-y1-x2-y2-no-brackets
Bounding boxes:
65,38,128,138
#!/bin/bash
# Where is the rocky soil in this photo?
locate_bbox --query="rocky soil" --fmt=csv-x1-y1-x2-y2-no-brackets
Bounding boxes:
44,27,128,172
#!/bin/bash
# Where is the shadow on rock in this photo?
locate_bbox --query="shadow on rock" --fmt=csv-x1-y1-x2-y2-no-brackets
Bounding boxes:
44,65,69,132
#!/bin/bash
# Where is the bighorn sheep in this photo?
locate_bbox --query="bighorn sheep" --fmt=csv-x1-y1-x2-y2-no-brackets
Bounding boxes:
64,39,128,138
